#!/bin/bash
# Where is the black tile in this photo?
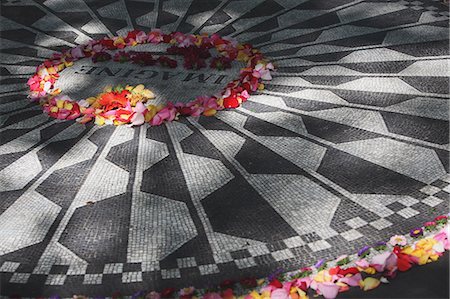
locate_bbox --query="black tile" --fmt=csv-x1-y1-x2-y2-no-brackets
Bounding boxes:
122,263,142,273
387,202,407,212
49,264,69,275
431,180,449,189
230,249,252,260
300,232,322,243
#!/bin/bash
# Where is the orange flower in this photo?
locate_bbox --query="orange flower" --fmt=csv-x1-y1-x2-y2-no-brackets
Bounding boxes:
98,90,130,110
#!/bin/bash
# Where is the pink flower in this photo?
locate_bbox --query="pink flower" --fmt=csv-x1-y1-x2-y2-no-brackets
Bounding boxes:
317,282,340,299
355,259,370,269
434,226,450,250
179,287,195,297
145,292,160,299
293,277,312,290
271,288,289,299
131,102,146,126
371,251,397,272
389,235,407,246
148,29,163,43
150,104,177,126
136,31,148,43
70,46,85,60
252,63,272,80
339,273,362,287
240,90,250,100
202,292,222,299
27,75,42,91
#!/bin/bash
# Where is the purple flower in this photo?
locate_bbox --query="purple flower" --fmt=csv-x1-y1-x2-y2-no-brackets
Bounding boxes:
374,241,387,250
132,290,146,299
358,246,371,257
314,259,325,269
410,227,424,238
268,268,283,281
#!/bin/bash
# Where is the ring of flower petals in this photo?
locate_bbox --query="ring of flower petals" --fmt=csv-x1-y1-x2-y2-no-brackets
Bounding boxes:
27,30,274,126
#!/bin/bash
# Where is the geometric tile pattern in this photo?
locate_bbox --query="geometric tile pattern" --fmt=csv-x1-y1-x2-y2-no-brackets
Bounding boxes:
0,0,449,296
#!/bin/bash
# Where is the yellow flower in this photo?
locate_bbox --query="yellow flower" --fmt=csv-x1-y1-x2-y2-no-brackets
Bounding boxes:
95,116,105,126
47,67,58,74
56,99,65,109
401,246,414,255
416,238,437,251
314,270,332,283
142,89,155,99
429,253,439,262
359,277,380,291
417,253,430,265
203,109,217,116
362,267,376,275
132,84,145,93
113,36,125,47
113,119,126,126
194,36,203,47
50,88,62,95
144,105,158,122
86,97,97,105
127,93,145,106
237,51,250,62
249,291,261,299
64,102,73,110
64,60,74,67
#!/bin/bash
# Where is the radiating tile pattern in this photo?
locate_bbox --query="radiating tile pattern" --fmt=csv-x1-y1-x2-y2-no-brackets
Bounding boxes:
0,0,449,296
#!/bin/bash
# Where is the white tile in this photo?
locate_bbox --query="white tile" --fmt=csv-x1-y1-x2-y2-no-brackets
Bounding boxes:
345,217,368,229
45,274,66,285
370,218,392,230
283,236,305,248
422,196,443,207
83,274,103,285
66,264,87,275
198,264,219,275
122,271,143,283
161,269,180,279
420,185,441,195
341,229,363,241
234,257,257,269
397,207,419,219
177,257,197,268
9,273,30,284
271,249,294,261
397,197,419,207
308,240,331,252
0,261,20,272
248,244,271,256
441,174,450,183
103,263,123,274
